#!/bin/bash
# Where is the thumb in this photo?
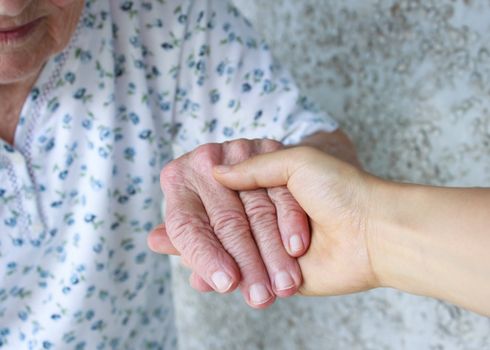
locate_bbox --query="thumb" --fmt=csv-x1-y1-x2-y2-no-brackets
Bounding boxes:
213,146,314,191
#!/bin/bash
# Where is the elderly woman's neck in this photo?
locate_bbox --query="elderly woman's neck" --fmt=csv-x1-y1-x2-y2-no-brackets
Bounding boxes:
0,74,38,145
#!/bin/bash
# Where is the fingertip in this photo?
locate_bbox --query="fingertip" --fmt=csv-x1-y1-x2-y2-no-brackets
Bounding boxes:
213,165,233,175
243,283,276,309
287,234,308,257
246,293,276,310
210,269,240,294
211,271,233,293
272,270,301,298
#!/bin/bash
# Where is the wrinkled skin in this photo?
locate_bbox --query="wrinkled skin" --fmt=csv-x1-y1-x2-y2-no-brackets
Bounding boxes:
0,0,84,83
154,146,378,299
148,139,310,308
0,0,85,144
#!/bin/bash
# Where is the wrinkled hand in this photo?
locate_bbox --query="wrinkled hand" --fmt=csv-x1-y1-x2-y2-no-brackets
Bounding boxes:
148,139,310,308
213,146,379,296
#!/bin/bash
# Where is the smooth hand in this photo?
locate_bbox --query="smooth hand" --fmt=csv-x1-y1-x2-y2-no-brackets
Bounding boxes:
148,139,310,308
210,146,490,317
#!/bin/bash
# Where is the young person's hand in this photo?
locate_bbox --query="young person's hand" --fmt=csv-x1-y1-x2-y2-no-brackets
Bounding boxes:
213,146,490,316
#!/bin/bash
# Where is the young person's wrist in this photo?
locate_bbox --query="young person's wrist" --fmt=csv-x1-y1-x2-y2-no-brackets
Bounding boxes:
365,178,430,295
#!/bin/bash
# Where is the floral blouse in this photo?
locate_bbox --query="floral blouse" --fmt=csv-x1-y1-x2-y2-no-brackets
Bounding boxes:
0,0,337,349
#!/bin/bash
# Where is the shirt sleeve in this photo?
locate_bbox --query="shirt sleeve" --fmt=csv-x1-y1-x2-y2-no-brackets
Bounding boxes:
172,0,338,153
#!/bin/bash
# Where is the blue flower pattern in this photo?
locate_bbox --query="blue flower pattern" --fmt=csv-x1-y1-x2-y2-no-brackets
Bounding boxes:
0,0,337,349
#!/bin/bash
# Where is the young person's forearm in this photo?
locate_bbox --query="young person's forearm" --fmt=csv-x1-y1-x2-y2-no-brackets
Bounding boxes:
369,180,490,316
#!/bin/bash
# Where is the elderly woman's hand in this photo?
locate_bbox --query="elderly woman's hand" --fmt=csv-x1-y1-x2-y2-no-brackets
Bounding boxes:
148,139,309,308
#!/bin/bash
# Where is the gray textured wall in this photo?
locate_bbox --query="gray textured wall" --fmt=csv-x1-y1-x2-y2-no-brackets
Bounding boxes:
172,1,490,349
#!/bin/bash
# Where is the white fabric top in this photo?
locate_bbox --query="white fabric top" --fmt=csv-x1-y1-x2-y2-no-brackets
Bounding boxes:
0,0,337,348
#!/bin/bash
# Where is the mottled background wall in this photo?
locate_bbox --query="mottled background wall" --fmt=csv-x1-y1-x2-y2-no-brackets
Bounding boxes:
172,1,490,349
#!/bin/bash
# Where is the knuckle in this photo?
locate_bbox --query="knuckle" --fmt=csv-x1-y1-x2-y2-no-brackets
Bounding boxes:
166,213,216,264
244,198,277,226
162,144,221,192
193,143,217,159
226,139,252,162
224,139,285,164
231,138,251,150
160,161,184,191
269,187,303,211
268,186,292,199
182,236,218,268
276,203,306,220
283,207,306,221
211,209,250,237
190,143,220,170
166,209,209,239
260,138,283,153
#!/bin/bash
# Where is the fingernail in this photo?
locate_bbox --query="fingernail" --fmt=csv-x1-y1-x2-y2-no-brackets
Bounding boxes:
249,283,272,305
214,165,232,174
289,235,304,254
275,271,295,291
211,271,233,293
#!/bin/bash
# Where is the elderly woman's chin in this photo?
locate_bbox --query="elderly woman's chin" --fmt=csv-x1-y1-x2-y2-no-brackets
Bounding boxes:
0,0,84,84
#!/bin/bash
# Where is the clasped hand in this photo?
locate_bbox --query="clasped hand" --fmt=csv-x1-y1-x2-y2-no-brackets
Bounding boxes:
150,140,490,316
148,139,310,308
